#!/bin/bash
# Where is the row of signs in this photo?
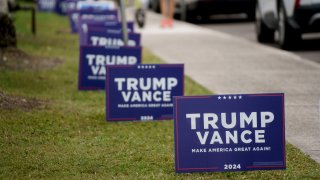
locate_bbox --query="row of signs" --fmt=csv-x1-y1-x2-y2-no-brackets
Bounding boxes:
64,2,184,125
41,1,286,174
79,49,185,120
73,8,285,173
37,0,116,15
80,61,285,173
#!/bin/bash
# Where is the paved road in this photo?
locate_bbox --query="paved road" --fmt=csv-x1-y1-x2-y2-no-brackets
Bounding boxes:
197,15,320,64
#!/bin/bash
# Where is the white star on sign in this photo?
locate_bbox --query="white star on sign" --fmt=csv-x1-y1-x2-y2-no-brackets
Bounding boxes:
218,96,221,100
223,96,226,99
228,96,232,99
239,96,242,99
233,96,237,99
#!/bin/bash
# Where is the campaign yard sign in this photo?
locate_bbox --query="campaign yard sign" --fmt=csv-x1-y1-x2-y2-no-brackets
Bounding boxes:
38,0,56,11
86,31,141,47
174,93,285,173
106,64,184,121
68,10,118,33
76,0,116,11
78,46,142,90
79,21,134,45
81,21,134,34
65,0,78,12
55,0,69,15
81,25,134,42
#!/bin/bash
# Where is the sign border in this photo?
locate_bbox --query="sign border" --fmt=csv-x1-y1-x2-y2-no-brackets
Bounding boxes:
174,93,286,172
106,64,184,121
78,45,142,90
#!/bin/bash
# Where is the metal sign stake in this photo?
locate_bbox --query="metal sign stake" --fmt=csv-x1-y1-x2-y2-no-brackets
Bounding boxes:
118,0,128,46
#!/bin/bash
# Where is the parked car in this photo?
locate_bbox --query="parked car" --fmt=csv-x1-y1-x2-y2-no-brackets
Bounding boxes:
150,0,256,21
255,0,320,49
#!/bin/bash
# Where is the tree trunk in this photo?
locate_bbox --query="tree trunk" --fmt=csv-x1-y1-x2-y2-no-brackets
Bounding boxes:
0,14,17,48
0,13,17,65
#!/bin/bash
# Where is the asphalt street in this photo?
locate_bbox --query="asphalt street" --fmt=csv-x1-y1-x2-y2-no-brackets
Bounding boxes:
197,14,320,64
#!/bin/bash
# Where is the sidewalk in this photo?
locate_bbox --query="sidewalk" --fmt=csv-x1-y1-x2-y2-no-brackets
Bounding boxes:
132,10,320,163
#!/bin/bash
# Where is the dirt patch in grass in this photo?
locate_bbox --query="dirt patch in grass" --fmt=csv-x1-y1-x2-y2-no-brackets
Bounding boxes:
0,91,47,111
0,47,62,70
56,28,71,34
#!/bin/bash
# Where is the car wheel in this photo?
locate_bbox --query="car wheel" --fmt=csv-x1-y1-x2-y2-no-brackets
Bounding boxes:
278,5,301,50
181,8,197,23
255,3,274,43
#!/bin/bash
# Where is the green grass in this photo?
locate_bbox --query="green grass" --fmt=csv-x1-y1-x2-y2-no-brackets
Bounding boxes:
0,10,319,179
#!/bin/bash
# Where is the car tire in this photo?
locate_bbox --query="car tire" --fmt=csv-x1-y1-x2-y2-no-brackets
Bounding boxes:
186,12,198,23
255,3,274,43
278,5,301,50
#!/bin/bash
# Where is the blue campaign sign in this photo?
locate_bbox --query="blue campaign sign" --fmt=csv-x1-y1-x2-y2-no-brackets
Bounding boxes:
55,0,69,15
78,46,142,90
67,11,79,33
81,21,134,33
65,0,78,12
85,31,141,47
77,0,116,11
79,21,133,45
84,24,134,38
106,64,184,121
38,0,56,11
78,19,121,45
174,94,285,173
68,9,118,33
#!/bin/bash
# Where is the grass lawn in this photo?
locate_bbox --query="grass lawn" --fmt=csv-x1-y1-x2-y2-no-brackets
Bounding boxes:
0,9,320,179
